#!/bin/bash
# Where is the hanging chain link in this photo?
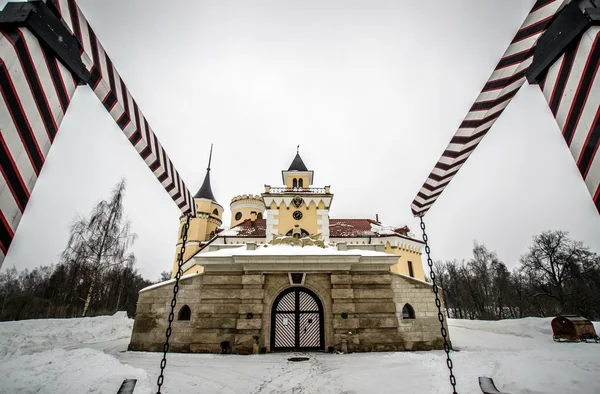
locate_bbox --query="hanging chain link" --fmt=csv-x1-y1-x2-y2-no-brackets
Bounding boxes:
419,215,457,394
156,214,191,394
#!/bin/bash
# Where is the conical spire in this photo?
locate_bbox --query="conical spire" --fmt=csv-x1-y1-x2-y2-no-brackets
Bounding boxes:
194,144,217,202
288,145,308,171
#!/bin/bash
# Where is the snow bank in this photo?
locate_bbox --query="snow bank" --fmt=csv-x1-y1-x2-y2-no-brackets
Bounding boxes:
0,312,133,360
449,317,554,339
0,348,152,394
0,312,153,394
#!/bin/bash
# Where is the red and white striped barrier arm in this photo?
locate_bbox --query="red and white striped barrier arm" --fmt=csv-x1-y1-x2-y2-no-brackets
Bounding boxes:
411,0,567,216
0,27,79,264
539,26,600,213
53,0,196,216
0,1,196,265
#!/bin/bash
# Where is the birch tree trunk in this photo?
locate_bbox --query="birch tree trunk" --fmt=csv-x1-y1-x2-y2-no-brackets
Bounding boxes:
82,270,98,317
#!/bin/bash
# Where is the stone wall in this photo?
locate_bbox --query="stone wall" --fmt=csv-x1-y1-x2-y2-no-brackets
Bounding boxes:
129,272,261,354
391,273,450,350
129,274,205,352
129,271,449,353
331,271,406,352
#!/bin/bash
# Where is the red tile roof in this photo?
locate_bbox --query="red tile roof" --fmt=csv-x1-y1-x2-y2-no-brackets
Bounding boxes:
329,219,410,237
221,218,415,240
221,219,267,237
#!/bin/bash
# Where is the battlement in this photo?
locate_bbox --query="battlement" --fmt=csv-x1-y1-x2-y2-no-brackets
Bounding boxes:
230,194,264,204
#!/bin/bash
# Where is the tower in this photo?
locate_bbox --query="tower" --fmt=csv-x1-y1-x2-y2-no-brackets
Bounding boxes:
262,149,333,242
171,145,223,277
230,195,265,227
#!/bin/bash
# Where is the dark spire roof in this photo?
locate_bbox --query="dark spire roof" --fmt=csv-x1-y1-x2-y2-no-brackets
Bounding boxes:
288,152,308,171
194,144,217,202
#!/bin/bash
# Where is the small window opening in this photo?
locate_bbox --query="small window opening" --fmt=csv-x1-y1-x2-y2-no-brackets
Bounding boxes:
212,208,218,215
235,212,242,221
298,178,304,188
209,231,215,239
402,303,415,319
293,178,298,188
178,305,191,321
257,212,263,219
408,261,414,278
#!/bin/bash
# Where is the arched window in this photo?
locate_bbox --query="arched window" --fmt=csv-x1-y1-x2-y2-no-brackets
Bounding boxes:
212,208,219,215
178,305,191,321
402,303,415,319
298,178,303,188
293,178,298,188
257,212,263,219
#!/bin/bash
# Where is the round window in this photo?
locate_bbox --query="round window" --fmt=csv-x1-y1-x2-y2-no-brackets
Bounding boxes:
235,212,243,221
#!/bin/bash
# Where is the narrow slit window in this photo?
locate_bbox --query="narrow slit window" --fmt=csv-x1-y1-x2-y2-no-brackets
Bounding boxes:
408,261,414,278
293,178,298,188
298,178,303,188
178,305,191,321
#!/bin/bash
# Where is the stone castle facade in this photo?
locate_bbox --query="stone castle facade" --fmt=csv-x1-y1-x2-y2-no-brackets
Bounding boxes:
129,151,449,354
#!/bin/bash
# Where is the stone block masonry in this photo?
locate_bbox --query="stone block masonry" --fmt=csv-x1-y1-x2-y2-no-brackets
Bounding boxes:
129,270,449,353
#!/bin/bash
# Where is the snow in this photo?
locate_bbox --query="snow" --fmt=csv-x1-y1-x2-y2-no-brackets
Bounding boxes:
199,244,391,257
218,226,239,236
1,313,599,394
139,273,202,293
0,312,152,394
370,222,399,236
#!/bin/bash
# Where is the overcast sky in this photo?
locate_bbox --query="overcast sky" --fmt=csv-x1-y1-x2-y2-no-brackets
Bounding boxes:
2,0,599,280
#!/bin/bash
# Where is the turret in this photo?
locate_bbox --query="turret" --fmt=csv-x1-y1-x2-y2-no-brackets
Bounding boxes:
171,144,222,277
281,147,314,189
230,195,265,227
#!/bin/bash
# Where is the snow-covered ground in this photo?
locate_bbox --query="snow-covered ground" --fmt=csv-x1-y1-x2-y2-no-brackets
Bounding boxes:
0,313,599,394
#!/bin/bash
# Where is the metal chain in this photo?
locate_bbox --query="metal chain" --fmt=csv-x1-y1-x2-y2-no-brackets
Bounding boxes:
419,215,457,394
156,214,191,394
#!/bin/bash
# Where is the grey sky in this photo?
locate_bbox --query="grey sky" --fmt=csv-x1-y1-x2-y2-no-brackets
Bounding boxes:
2,0,599,280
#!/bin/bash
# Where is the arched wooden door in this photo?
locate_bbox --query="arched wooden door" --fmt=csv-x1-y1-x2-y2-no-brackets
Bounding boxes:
271,287,324,351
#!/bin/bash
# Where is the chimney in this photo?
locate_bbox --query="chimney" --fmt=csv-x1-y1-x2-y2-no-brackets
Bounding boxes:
375,213,379,223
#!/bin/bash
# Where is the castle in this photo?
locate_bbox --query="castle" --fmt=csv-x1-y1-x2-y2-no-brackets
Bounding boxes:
129,151,449,353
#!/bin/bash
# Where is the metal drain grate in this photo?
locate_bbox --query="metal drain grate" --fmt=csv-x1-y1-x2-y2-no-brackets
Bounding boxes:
287,357,309,362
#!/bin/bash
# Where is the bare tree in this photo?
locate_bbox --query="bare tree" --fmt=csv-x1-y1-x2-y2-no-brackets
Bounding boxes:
520,230,591,313
158,271,171,282
61,179,137,317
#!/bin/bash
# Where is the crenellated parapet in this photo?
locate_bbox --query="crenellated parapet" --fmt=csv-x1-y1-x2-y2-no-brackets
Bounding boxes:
230,194,266,227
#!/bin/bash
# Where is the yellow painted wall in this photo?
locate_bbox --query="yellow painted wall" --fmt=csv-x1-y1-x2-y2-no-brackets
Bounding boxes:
182,265,204,276
274,200,325,236
284,174,311,188
171,198,222,277
385,243,426,281
230,196,265,227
